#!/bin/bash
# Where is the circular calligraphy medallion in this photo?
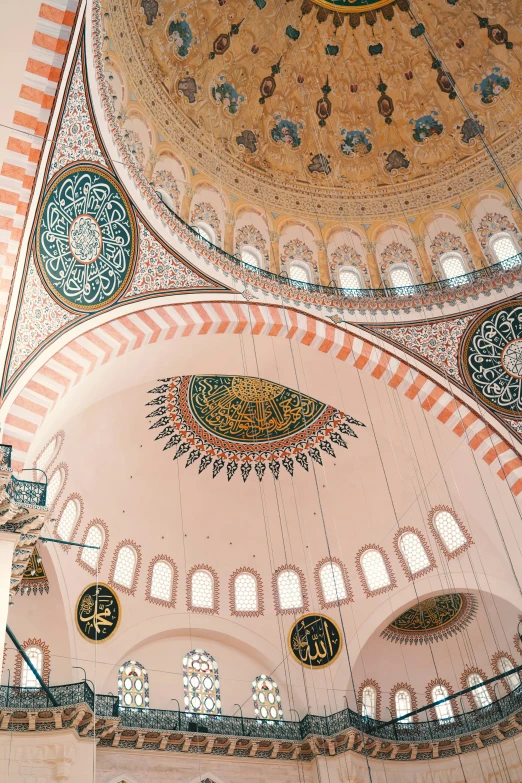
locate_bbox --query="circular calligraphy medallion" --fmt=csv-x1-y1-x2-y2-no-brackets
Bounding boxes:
75,582,121,643
461,302,522,417
36,164,137,312
288,613,343,668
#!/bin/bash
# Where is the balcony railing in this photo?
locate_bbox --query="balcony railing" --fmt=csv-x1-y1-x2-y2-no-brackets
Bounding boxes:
6,475,47,508
0,444,12,471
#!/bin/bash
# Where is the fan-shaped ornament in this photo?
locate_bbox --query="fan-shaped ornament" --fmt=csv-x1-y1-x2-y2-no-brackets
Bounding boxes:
146,375,364,481
381,593,478,645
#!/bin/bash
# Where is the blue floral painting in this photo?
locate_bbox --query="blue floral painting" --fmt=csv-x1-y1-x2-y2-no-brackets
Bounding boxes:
410,112,443,143
168,16,193,58
212,79,244,115
271,118,302,149
474,67,510,104
340,129,372,156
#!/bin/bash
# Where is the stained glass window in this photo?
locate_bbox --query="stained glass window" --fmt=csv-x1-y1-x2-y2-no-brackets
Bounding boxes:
46,467,64,507
118,660,149,709
395,689,412,723
360,549,391,592
288,263,310,283
390,265,414,289
499,657,520,691
319,561,347,604
398,532,430,575
21,646,43,688
114,545,137,589
252,675,283,721
433,510,467,554
234,571,258,613
339,267,361,289
81,524,103,569
277,569,303,611
491,233,518,265
150,560,173,602
183,650,221,715
432,684,454,722
441,254,466,281
191,569,214,609
467,673,492,708
56,498,79,541
361,685,377,719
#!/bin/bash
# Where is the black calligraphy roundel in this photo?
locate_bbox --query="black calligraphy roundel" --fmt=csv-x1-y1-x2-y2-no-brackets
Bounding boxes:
76,582,121,643
288,613,343,668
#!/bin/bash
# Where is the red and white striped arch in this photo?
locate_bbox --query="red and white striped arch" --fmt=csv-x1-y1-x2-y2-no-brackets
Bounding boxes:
3,300,522,494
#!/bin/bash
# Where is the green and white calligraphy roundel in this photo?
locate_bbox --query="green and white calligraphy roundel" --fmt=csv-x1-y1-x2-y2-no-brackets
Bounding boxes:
36,164,137,312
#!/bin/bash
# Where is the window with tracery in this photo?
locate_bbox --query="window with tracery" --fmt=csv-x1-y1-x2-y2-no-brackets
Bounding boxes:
499,656,520,692
21,646,43,688
277,568,304,611
150,560,174,603
288,262,311,283
432,684,454,722
359,548,392,594
252,675,283,721
467,673,492,708
491,233,518,265
191,569,214,609
339,267,362,289
441,253,466,282
394,689,413,723
319,561,347,605
56,498,80,541
118,660,149,709
81,524,103,570
113,545,137,589
361,685,377,719
390,265,414,289
430,508,469,557
46,466,64,507
397,531,431,576
234,571,258,613
183,650,221,715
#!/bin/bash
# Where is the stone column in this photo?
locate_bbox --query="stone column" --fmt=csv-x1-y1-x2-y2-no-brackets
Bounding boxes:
0,531,20,668
363,241,383,288
180,185,195,223
224,211,236,256
459,221,488,269
505,198,522,234
412,234,435,282
269,231,281,275
315,239,331,286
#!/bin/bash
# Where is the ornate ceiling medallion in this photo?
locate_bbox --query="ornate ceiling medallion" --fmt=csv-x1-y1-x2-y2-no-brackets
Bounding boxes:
381,593,478,645
146,375,364,481
288,613,343,668
460,302,522,417
36,164,137,312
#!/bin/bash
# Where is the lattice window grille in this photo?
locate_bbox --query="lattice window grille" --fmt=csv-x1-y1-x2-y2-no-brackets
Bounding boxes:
56,499,79,541
288,263,310,283
46,468,63,506
277,569,303,610
398,532,430,575
234,572,258,612
192,569,214,609
432,684,454,722
395,689,413,723
339,268,361,289
434,510,466,553
150,560,173,602
361,550,391,591
252,675,283,721
390,265,414,288
500,657,521,691
441,254,466,280
320,561,347,604
81,525,103,569
183,649,221,715
118,660,149,709
21,647,43,688
362,686,376,719
36,438,57,471
491,234,518,264
114,545,137,589
467,674,491,708
241,247,260,268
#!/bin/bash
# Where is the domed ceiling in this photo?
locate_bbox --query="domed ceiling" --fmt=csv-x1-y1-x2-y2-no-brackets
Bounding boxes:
105,0,521,215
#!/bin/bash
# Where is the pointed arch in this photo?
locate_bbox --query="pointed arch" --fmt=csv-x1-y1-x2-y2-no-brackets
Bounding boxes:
108,539,142,596
76,519,109,575
314,556,352,608
357,678,381,720
425,678,459,721
272,564,309,615
393,527,436,580
229,567,264,617
145,555,177,608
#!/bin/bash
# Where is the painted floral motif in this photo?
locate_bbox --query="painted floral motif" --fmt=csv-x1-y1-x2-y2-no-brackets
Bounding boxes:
168,16,194,58
340,128,372,156
281,238,314,265
410,112,443,143
474,68,510,104
191,202,222,243
330,245,370,286
477,213,522,262
271,117,302,149
123,128,146,167
152,169,181,212
212,78,243,115
235,225,269,266
379,241,420,281
429,232,472,277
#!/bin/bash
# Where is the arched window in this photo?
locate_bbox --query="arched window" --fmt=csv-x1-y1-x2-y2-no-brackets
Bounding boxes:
358,547,394,595
35,434,61,472
191,568,214,609
431,683,455,723
241,246,261,268
467,673,492,708
319,560,347,605
252,675,283,721
288,262,311,284
390,264,414,289
113,545,137,589
192,222,214,244
55,497,80,542
118,660,149,709
441,253,466,282
429,507,470,558
276,568,304,611
499,656,520,692
361,685,377,719
233,571,259,614
21,646,43,688
149,559,174,604
339,267,362,290
46,466,65,507
397,531,432,577
80,523,104,570
490,232,518,265
394,689,413,723
183,649,221,715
